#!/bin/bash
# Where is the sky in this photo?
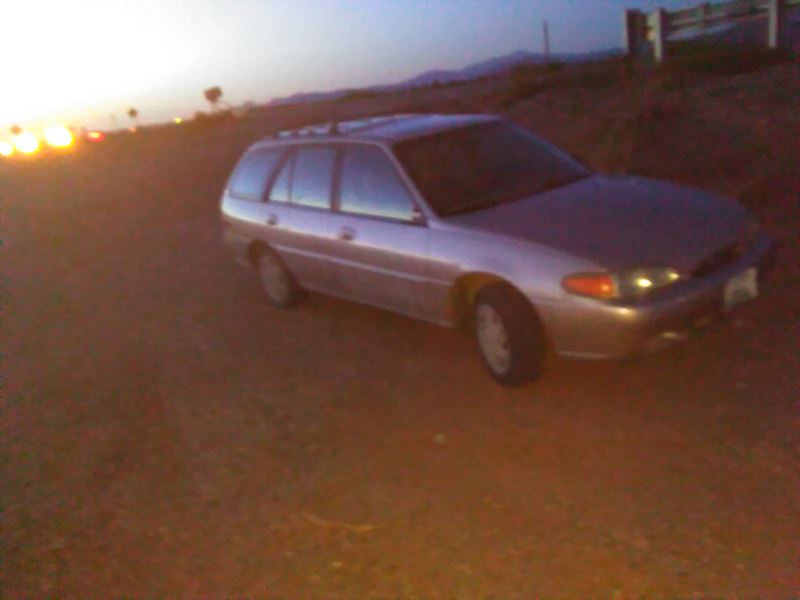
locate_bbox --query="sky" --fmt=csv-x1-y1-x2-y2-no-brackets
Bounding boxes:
2,1,701,134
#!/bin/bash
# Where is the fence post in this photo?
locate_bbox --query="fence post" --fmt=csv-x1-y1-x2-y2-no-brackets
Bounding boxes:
624,9,643,55
652,8,669,63
698,2,711,30
767,0,785,49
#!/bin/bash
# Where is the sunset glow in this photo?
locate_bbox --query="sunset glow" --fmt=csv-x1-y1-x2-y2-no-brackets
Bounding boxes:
4,0,202,132
2,0,706,133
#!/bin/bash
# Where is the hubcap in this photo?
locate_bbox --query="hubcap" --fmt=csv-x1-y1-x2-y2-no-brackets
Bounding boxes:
259,254,289,303
476,304,511,375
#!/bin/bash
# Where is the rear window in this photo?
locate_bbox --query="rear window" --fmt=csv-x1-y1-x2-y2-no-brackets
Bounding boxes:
229,148,285,201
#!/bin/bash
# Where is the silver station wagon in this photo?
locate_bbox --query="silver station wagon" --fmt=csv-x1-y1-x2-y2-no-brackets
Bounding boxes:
221,114,773,386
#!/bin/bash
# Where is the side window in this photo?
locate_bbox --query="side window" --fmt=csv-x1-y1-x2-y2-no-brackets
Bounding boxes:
339,145,416,221
267,153,293,203
291,147,336,209
229,149,284,201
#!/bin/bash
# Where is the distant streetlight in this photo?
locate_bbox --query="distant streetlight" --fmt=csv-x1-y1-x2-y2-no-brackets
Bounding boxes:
543,20,550,62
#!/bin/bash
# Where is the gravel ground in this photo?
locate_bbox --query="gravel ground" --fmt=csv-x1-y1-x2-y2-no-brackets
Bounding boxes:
3,62,799,598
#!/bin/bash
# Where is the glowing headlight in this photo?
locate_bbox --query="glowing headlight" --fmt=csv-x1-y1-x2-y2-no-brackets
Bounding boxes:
13,132,40,154
615,266,682,298
44,126,74,148
563,266,682,300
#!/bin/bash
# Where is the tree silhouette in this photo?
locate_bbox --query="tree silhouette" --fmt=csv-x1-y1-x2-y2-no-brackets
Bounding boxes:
127,108,139,128
204,86,223,111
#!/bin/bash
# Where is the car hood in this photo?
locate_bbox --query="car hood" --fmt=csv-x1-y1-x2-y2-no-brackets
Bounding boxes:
446,174,752,272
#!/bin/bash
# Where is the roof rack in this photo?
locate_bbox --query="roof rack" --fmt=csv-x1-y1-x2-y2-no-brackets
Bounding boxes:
266,113,423,141
268,120,340,140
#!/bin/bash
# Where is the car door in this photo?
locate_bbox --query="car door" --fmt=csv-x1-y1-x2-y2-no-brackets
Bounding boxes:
324,143,430,318
262,144,336,291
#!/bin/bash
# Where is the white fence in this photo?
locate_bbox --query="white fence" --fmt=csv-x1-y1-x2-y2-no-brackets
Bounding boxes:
624,0,800,61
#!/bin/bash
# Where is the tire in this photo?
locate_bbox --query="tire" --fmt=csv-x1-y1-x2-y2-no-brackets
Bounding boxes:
474,284,546,386
256,248,304,308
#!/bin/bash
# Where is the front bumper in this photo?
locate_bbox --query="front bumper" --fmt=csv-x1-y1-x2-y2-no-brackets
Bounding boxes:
546,233,775,359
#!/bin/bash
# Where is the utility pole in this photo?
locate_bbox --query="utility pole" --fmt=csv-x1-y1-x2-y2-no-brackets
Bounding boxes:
543,20,550,62
768,0,785,49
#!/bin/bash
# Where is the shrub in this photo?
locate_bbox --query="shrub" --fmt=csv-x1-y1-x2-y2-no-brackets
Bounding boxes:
504,63,560,106
187,109,235,131
339,89,379,102
573,71,615,90
665,42,792,76
546,61,563,73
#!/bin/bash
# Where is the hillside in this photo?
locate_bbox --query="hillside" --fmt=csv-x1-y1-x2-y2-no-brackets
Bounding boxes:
269,47,621,105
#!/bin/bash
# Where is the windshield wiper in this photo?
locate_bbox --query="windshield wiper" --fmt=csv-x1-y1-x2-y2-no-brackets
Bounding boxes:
441,173,591,217
442,199,498,217
443,184,537,216
530,172,591,196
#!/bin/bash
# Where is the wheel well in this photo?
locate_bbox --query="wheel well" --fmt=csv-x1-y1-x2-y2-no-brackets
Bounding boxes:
450,273,516,328
451,273,552,357
247,240,268,266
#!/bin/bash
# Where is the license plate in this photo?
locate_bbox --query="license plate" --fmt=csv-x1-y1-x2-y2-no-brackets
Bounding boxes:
723,267,758,311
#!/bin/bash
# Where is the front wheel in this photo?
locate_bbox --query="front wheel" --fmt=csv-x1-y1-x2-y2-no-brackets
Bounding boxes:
474,285,546,386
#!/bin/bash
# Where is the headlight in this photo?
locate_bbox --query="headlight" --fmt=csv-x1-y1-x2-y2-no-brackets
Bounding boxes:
562,266,681,300
615,266,681,297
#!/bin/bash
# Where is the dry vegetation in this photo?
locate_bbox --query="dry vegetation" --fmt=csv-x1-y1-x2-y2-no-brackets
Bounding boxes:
4,46,799,597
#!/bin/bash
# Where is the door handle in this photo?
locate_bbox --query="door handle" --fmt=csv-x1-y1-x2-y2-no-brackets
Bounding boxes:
266,214,278,226
338,227,356,241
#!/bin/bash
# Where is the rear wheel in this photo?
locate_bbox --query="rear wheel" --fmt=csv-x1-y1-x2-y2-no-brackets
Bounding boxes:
474,285,546,386
257,249,304,308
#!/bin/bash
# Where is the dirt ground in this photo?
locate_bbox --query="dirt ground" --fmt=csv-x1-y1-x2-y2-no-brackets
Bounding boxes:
3,62,799,598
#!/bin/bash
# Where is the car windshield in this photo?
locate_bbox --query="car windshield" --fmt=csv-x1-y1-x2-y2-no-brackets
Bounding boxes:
394,121,591,217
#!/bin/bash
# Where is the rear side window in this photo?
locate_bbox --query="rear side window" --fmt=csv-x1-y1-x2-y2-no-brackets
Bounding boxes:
291,147,336,209
339,145,416,221
229,148,284,201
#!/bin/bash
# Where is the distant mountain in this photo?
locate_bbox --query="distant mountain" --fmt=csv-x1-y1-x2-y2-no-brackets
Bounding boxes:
396,48,621,88
269,47,622,106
